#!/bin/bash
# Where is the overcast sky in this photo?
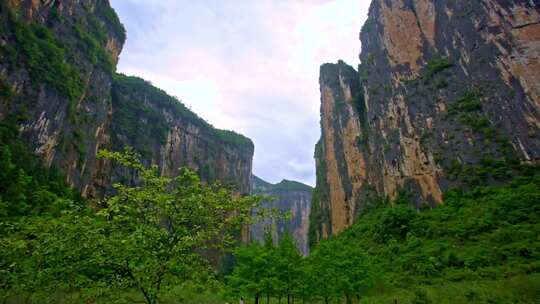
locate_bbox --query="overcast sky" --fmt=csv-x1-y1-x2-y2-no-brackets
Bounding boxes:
110,0,370,186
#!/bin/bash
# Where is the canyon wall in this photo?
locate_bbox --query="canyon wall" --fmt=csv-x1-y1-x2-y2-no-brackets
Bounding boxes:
251,176,312,255
310,0,540,243
0,0,253,197
109,75,253,195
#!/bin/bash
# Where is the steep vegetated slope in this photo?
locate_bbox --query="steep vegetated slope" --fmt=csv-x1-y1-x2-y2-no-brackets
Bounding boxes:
310,0,540,242
251,176,312,255
316,176,540,303
0,0,253,197
0,0,125,198
110,75,253,194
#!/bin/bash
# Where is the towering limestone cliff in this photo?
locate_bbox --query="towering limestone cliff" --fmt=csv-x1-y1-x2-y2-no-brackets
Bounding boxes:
251,176,312,255
110,75,253,195
310,0,540,243
0,0,253,196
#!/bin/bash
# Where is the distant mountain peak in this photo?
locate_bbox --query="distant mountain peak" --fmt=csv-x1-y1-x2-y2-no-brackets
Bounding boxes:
252,175,312,193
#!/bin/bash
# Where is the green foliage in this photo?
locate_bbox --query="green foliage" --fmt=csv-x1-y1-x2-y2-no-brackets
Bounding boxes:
0,0,122,106
228,234,310,304
361,19,375,35
215,129,254,150
448,88,483,114
434,77,448,89
404,57,454,101
357,64,369,83
1,148,260,304
0,79,13,99
270,180,313,193
112,74,172,148
0,119,79,219
421,57,453,81
308,238,374,303
411,289,431,304
309,140,331,248
336,175,540,303
367,52,375,64
274,235,304,300
12,19,84,101
112,74,254,153
446,88,498,138
95,0,126,42
376,204,416,242
73,24,114,73
228,231,375,304
227,240,271,303
439,87,533,185
243,175,538,303
95,148,258,304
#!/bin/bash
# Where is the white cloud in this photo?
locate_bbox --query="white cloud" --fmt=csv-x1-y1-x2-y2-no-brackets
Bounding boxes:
110,0,370,186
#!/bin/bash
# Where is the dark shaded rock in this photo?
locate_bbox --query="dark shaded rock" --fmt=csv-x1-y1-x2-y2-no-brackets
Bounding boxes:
0,0,254,198
251,175,312,255
310,0,540,244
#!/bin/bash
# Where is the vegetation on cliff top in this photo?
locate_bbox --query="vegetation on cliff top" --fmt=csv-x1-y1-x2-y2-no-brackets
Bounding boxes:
0,1,121,101
112,74,254,152
253,175,312,194
8,16,85,101
271,180,313,193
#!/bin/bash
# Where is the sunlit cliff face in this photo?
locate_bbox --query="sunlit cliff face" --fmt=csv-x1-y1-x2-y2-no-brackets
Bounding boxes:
110,0,372,186
310,0,540,242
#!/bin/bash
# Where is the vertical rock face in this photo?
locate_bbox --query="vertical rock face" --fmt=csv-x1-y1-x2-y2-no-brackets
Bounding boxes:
0,0,253,197
310,0,540,243
251,176,312,255
110,75,254,194
309,62,370,242
0,0,125,198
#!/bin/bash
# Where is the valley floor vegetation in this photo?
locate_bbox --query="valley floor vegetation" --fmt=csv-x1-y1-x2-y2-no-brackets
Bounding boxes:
228,173,539,304
0,121,260,304
1,118,539,303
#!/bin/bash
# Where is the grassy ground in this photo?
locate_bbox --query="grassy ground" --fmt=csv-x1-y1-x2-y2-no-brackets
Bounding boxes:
360,274,540,304
2,274,540,304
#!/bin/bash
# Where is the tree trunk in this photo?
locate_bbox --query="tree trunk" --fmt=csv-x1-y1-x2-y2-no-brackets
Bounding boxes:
325,296,329,304
255,295,259,304
346,293,352,304
24,293,32,304
267,293,270,304
141,288,155,304
287,294,291,304
279,296,282,304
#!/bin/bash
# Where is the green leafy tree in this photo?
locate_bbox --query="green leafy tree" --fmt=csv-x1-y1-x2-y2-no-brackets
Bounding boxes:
275,234,303,304
296,258,316,304
227,242,267,304
308,240,341,304
307,239,373,303
337,243,373,303
260,233,279,304
93,148,259,304
227,232,282,304
1,148,260,304
0,120,78,220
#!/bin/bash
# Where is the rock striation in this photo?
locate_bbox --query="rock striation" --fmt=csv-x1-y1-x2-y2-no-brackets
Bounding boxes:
251,176,312,255
0,0,253,197
310,0,540,244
